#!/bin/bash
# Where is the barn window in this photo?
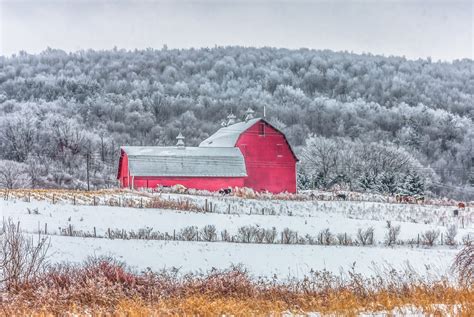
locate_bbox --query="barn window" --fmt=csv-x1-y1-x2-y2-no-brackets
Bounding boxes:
259,123,265,136
276,144,283,157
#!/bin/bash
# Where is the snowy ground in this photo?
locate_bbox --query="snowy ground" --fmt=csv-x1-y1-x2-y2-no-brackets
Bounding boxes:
1,192,473,279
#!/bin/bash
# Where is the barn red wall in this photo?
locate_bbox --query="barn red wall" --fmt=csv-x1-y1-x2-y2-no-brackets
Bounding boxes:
236,121,297,193
131,176,244,191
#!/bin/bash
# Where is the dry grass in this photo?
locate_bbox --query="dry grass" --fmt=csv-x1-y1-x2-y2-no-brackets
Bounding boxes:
2,187,467,208
146,196,204,212
0,188,204,211
1,257,473,316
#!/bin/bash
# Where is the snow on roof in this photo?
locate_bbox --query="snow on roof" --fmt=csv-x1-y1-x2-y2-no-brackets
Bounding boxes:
121,146,247,177
199,118,261,147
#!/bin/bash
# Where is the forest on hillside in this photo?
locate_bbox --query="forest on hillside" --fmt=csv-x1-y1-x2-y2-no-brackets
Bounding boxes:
0,47,473,198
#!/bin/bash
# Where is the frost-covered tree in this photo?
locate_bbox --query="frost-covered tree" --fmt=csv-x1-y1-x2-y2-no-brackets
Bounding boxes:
300,136,433,193
0,160,29,189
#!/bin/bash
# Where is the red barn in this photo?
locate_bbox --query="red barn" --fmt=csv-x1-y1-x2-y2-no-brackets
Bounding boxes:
117,116,298,193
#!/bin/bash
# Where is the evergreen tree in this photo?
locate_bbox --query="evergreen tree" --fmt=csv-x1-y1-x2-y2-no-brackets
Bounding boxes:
358,172,376,192
377,172,398,194
313,172,328,189
297,170,311,190
402,173,425,195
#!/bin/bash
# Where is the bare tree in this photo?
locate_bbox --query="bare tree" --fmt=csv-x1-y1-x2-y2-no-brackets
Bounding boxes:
0,219,50,291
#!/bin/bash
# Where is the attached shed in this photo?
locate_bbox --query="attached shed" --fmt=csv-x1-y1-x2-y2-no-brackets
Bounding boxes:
117,146,247,191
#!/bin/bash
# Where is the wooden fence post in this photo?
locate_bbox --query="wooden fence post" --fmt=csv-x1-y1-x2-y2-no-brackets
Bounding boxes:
44,223,47,235
94,227,97,238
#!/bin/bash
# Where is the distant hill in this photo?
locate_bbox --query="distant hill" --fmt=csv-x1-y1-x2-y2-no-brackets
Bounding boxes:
0,47,472,198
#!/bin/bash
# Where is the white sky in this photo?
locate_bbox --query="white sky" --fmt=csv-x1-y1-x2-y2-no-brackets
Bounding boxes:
1,0,472,61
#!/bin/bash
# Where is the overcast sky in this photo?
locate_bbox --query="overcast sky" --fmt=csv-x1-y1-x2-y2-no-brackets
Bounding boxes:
1,0,472,61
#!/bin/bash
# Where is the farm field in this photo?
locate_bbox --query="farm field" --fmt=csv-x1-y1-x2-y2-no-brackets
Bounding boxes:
1,189,472,278
1,189,473,315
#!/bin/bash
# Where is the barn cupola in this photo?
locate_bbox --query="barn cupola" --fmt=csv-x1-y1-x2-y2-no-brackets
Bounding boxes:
176,132,185,148
244,107,255,121
227,113,237,126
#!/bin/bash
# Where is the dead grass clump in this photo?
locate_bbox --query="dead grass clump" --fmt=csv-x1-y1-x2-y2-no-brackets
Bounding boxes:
146,197,203,212
3,257,473,316
421,229,440,246
356,226,375,246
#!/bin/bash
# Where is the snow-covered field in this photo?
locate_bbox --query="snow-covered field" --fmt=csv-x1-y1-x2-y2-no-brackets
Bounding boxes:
46,236,456,280
1,191,473,280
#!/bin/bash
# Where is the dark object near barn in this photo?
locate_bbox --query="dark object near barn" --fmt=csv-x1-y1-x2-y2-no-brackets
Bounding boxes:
219,188,232,195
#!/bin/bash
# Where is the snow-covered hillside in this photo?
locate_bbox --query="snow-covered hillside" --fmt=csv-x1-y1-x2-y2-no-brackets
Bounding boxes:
1,190,472,280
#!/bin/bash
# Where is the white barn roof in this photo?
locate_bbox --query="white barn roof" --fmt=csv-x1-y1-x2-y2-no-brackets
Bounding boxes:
199,118,261,147
121,146,247,177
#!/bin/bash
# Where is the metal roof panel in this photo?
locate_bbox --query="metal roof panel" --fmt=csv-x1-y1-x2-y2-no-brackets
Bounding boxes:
121,146,247,177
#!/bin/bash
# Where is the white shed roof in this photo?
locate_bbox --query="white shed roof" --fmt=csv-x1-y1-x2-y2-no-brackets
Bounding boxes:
121,146,247,177
199,118,261,147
